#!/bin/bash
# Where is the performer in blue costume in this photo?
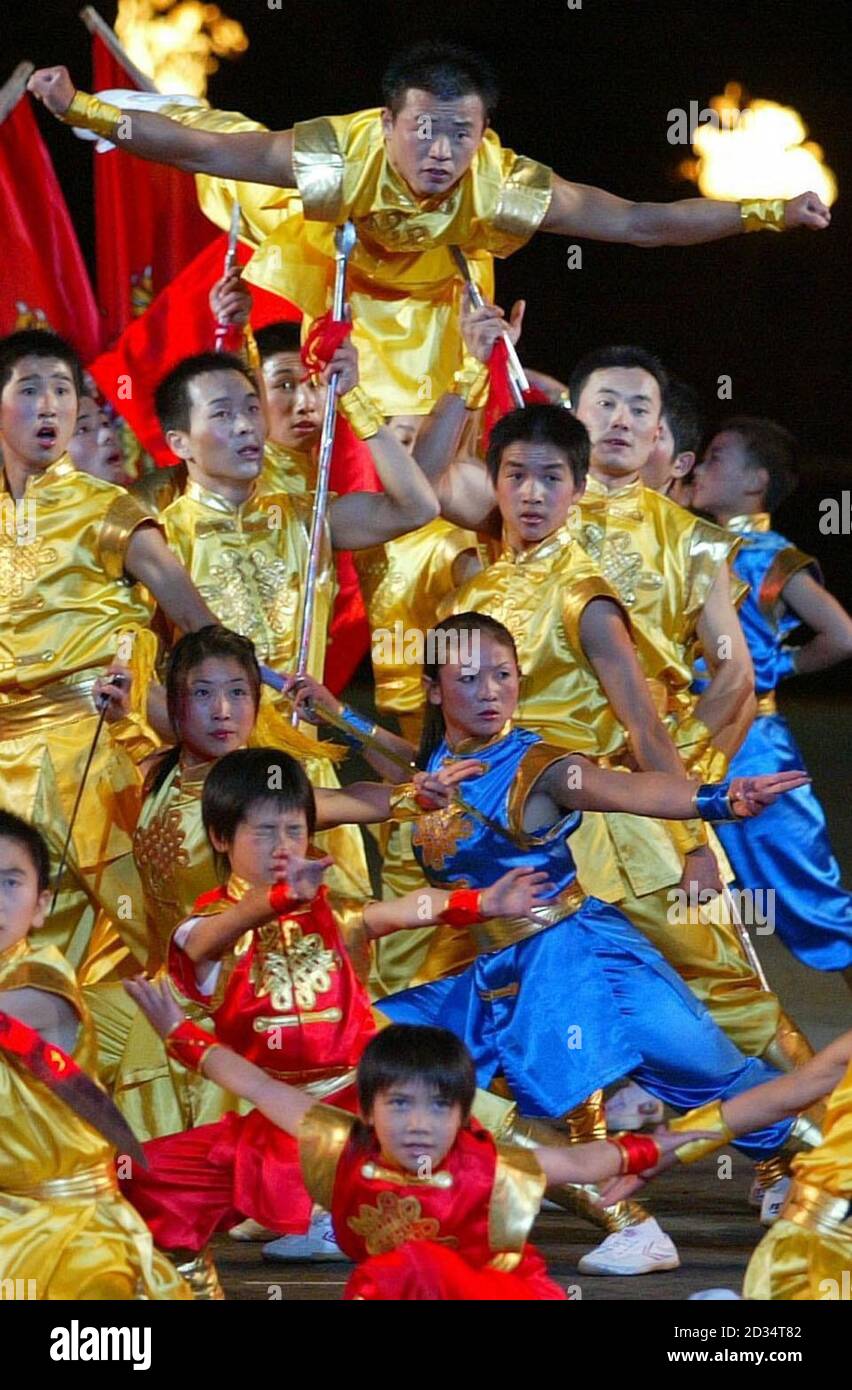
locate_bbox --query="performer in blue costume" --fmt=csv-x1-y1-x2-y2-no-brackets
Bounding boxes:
380,613,806,1155
691,418,852,979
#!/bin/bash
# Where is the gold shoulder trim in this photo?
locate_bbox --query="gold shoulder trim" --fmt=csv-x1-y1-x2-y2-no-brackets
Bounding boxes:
328,896,373,985
0,946,83,1021
298,1102,357,1211
488,1141,546,1256
492,154,554,248
98,492,160,580
759,547,819,615
562,574,627,659
684,519,741,624
293,115,346,223
506,742,577,839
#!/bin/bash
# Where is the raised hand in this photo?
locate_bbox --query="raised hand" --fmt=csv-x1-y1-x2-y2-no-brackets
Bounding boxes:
324,338,359,397
123,975,184,1039
481,866,555,919
280,672,342,726
93,665,132,724
729,769,810,818
209,268,251,328
268,849,333,901
27,66,76,117
460,292,525,364
413,759,486,810
784,191,831,231
596,1126,716,1205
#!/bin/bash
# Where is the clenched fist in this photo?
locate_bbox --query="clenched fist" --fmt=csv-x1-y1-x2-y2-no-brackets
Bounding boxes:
27,66,76,117
784,191,831,231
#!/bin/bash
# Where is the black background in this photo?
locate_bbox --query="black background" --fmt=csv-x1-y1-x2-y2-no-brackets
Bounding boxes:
6,0,852,660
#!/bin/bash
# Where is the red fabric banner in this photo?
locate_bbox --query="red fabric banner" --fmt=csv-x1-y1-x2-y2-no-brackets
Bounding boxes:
92,33,217,346
0,92,100,360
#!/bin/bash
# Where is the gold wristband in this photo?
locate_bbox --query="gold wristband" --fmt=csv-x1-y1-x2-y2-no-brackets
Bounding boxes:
387,781,423,822
740,198,787,233
669,1100,734,1164
451,356,490,410
337,384,384,440
61,90,124,141
242,324,261,371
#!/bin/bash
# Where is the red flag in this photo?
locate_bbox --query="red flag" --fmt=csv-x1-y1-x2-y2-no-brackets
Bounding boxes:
482,337,549,444
88,236,300,463
0,84,100,360
92,33,217,344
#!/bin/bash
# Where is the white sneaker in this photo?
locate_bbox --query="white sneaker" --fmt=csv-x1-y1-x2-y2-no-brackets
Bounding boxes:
760,1176,791,1227
577,1217,680,1276
689,1288,742,1300
228,1218,278,1242
262,1210,349,1263
605,1082,664,1132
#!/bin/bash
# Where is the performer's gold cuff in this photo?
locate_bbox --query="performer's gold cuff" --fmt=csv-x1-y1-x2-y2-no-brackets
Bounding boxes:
387,781,422,821
740,198,787,233
61,90,123,140
242,324,261,371
451,356,490,410
338,385,384,439
670,1100,734,1163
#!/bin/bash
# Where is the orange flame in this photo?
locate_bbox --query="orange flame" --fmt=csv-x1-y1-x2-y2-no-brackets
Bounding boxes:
679,82,837,205
115,0,248,97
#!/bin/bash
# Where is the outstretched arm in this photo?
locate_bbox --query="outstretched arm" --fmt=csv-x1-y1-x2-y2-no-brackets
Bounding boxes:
781,570,852,674
28,66,294,185
363,866,554,941
124,978,312,1136
125,524,218,633
541,175,830,244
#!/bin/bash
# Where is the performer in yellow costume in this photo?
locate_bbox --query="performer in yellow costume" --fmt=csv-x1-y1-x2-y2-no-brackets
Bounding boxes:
606,1027,852,1300
0,810,190,1300
0,330,217,983
30,43,830,415
154,341,437,905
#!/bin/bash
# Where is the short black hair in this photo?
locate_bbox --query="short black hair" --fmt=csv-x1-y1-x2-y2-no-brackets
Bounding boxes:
0,329,83,398
202,747,317,874
382,41,499,121
485,403,590,485
569,345,668,414
154,352,256,434
0,810,51,893
254,322,303,362
717,415,799,512
166,625,261,737
662,377,704,458
357,1024,477,1120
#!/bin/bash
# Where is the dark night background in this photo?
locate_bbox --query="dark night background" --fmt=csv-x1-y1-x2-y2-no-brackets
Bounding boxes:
5,0,851,684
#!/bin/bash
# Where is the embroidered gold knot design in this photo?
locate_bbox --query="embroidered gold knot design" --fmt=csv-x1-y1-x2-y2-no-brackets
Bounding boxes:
580,523,664,608
0,536,58,604
250,924,338,1014
133,808,189,899
199,553,301,651
412,806,475,871
348,1190,453,1256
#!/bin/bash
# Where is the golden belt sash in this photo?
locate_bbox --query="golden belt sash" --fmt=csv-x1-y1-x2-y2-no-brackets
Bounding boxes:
471,880,587,957
0,670,101,738
4,1161,118,1202
780,1178,852,1237
755,691,778,717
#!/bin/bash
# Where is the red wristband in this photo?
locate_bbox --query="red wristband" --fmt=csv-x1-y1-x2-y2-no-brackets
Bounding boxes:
269,882,294,916
609,1132,661,1175
165,1019,220,1073
438,888,485,928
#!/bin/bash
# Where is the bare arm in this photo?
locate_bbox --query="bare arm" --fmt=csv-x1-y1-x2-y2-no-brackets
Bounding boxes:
720,1029,852,1137
326,344,439,549
781,570,852,674
125,524,218,633
693,564,756,756
579,599,686,775
1,987,79,1053
27,67,294,184
541,175,830,244
538,756,808,821
363,866,554,941
180,860,330,965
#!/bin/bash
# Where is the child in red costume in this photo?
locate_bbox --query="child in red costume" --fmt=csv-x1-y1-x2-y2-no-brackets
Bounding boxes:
122,746,554,1293
125,981,705,1301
